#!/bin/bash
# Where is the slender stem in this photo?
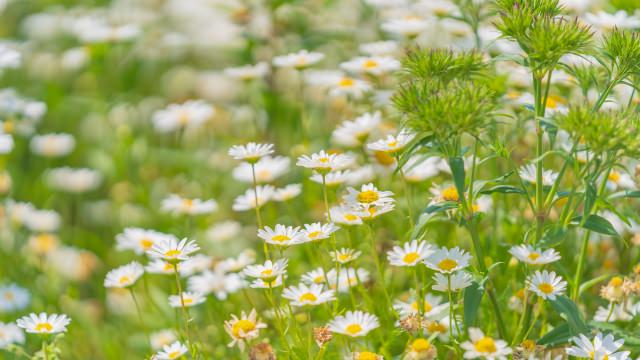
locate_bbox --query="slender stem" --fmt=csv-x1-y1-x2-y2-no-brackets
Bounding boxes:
173,265,194,355
42,339,49,360
252,163,269,260
129,288,150,347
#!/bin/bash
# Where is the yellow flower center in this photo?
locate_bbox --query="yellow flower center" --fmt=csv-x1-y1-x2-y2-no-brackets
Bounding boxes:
3,292,14,301
271,235,291,242
357,190,380,203
411,300,432,313
346,323,362,335
363,59,379,69
338,253,352,262
442,186,459,202
427,321,446,333
118,276,130,285
589,351,609,360
232,319,256,337
546,96,562,109
387,140,398,148
33,233,56,253
437,258,458,272
140,238,153,250
299,292,317,303
338,77,355,87
35,323,53,332
261,269,273,276
411,338,431,352
181,199,193,208
357,352,378,360
527,252,541,261
538,282,554,294
177,110,190,125
313,276,324,284
373,151,396,166
3,120,14,133
257,170,272,180
474,337,497,353
609,277,623,287
164,249,182,258
308,231,322,239
608,171,621,183
403,252,420,264
183,297,193,305
168,351,181,359
344,214,359,222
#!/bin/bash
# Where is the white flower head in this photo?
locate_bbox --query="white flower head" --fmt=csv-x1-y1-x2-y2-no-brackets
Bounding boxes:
228,142,275,163
282,283,335,307
168,292,206,308
509,245,561,265
566,332,630,360
17,313,71,334
152,100,214,133
519,164,558,186
329,248,362,264
155,340,188,359
115,228,178,255
527,270,567,300
432,271,473,292
328,310,379,337
161,194,218,216
243,259,288,281
224,309,267,351
424,247,471,274
297,150,353,173
300,222,340,243
148,238,200,262
29,133,75,157
273,50,324,69
232,185,275,211
461,328,512,360
257,224,304,247
387,239,436,267
344,183,395,209
104,261,144,288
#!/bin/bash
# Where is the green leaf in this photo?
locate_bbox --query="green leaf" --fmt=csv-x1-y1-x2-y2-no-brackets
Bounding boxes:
423,201,459,214
479,185,526,195
578,274,610,296
463,281,484,328
608,190,640,199
549,296,590,334
583,181,597,216
590,321,640,347
449,157,466,203
539,225,567,248
570,214,618,236
538,323,573,346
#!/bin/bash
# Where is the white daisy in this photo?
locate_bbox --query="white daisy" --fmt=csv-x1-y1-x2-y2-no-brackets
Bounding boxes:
424,247,471,274
367,131,415,154
394,293,449,319
29,133,75,157
224,62,269,81
243,259,288,280
302,268,328,286
605,170,636,191
432,271,473,292
0,284,30,312
155,341,188,359
168,292,206,308
509,245,561,265
0,322,24,349
152,100,214,133
257,224,304,246
527,270,567,300
329,248,362,264
566,332,630,360
147,238,200,262
340,56,401,76
343,183,395,208
519,164,558,186
461,328,512,360
329,205,364,225
23,209,62,233
387,239,435,267
300,222,340,243
356,203,396,220
224,309,267,351
16,313,71,334
115,228,177,255
161,194,218,216
273,183,303,202
381,16,429,38
150,329,177,351
282,283,335,307
327,267,370,293
332,112,382,147
228,142,275,163
232,156,290,184
104,261,144,288
146,259,182,275
359,40,399,56
297,150,353,173
273,50,324,69
328,310,379,337
0,44,20,69
187,270,244,300
328,75,372,98
250,276,286,289
46,167,101,193
310,171,350,187
232,185,275,211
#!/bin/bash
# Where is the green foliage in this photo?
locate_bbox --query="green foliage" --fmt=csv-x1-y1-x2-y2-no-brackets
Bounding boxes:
555,106,640,157
601,30,640,80
399,48,486,83
495,0,593,74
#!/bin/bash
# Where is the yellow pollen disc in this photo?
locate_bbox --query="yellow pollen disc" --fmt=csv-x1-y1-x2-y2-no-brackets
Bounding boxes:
163,263,176,272
521,340,535,351
181,199,194,208
528,252,541,261
442,186,459,202
373,151,395,166
411,338,431,352
472,203,480,212
546,95,563,109
295,57,307,67
357,190,380,203
474,337,497,353
338,78,355,87
183,298,193,305
437,258,458,271
357,352,378,360
232,319,255,337
307,231,322,239
3,121,14,133
313,276,324,284
538,282,554,294
338,254,351,261
609,277,623,287
608,171,621,182
168,351,181,359
404,15,420,20
345,323,362,335
403,252,420,264
387,140,398,148
35,323,53,332
515,289,525,299
271,234,291,242
261,269,273,276
118,276,130,285
177,111,190,125
318,157,330,163
363,59,378,69
4,292,14,301
344,214,359,221
257,170,271,180
164,249,182,258
34,234,56,253
140,238,153,250
299,292,317,303
411,300,432,313
427,321,446,333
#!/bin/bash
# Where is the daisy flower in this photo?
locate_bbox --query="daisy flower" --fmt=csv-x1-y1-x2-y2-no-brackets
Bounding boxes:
243,259,288,281
282,283,335,307
381,16,429,38
584,10,640,31
232,156,290,184
566,332,630,359
429,183,461,203
394,294,449,319
151,100,214,133
432,271,473,292
461,328,512,360
328,310,379,338
161,194,218,216
330,248,362,264
327,267,370,293
519,164,558,186
605,170,636,191
367,131,415,154
359,40,399,56
594,300,640,322
228,142,274,163
115,228,178,255
104,261,144,288
0,44,20,70
178,254,213,277
215,251,256,273
250,276,286,289
340,56,401,76
310,171,350,187
297,150,353,173
402,156,442,182
146,259,182,275
527,270,567,300
302,268,328,286
0,322,24,349
224,309,267,351
272,50,324,69
405,338,437,359
344,183,395,208
232,185,275,211
332,112,382,147
150,329,177,351
301,222,340,243
273,183,303,202
257,224,304,247
0,284,30,312
387,239,435,267
329,205,364,225
16,313,71,334
29,133,75,158
224,62,269,81
0,134,13,154
148,238,200,262
328,75,372,98
424,247,471,274
356,203,396,220
346,351,383,360
168,292,206,308
509,245,561,265
188,270,244,300
155,341,188,359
